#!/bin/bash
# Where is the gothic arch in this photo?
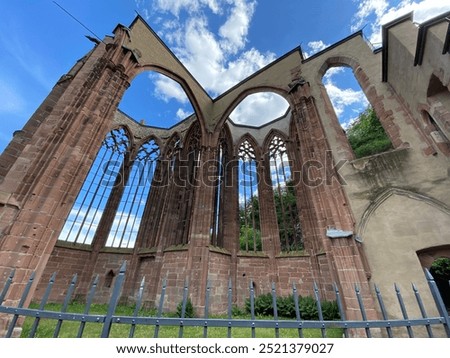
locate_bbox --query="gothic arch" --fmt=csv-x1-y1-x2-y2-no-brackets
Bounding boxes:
316,54,402,150
262,129,289,155
234,133,262,160
162,132,182,159
356,187,450,239
132,135,163,159
129,65,207,135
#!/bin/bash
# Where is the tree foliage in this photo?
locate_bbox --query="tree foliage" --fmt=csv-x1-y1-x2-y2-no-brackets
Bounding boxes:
346,106,392,158
273,180,303,251
239,196,262,251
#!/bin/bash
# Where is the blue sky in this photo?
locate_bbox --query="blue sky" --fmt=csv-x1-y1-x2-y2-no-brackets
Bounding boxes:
1,0,449,152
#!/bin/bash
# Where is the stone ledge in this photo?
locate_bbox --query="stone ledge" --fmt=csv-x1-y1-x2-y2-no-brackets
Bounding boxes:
163,244,189,252
237,251,269,258
99,247,134,254
54,240,92,251
209,245,231,256
276,250,309,258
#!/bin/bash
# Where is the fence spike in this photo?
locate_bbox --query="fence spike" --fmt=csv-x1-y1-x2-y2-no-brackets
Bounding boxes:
374,284,393,338
101,261,127,338
154,278,167,338
203,280,211,338
355,283,371,338
249,280,255,338
129,277,146,338
394,283,414,338
0,269,16,305
227,278,233,338
29,272,57,337
77,274,99,338
424,269,450,337
5,271,35,338
313,281,326,338
412,282,433,337
178,278,189,338
53,273,78,338
333,282,348,338
271,282,279,338
292,283,303,338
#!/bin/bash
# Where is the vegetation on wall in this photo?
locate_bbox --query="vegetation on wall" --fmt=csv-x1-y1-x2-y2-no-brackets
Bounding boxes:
346,106,392,158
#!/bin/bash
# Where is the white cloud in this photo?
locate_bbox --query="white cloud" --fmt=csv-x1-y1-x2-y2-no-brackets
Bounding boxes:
154,0,222,17
230,92,289,126
352,0,450,45
136,0,279,125
153,74,190,103
304,40,330,57
176,107,192,119
322,68,368,125
219,0,256,54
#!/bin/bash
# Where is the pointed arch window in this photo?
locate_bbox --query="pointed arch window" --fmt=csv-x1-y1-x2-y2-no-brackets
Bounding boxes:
58,127,129,244
174,123,201,246
105,138,161,248
268,135,303,251
238,139,261,252
211,131,228,247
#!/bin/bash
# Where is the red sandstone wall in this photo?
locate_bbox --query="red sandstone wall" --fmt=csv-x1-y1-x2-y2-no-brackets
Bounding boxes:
207,250,232,313
34,245,90,302
155,249,190,312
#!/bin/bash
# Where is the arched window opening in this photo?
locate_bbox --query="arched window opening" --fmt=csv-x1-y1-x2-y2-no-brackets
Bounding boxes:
323,66,392,158
175,123,201,246
229,92,289,127
211,130,229,247
58,127,129,244
268,135,303,251
105,138,161,248
119,71,194,128
238,139,261,252
430,257,450,310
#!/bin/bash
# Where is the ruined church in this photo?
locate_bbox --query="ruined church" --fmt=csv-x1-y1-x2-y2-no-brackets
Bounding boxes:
0,11,449,331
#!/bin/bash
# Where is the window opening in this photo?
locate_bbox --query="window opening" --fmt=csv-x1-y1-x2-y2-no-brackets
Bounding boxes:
105,138,160,248
268,135,303,251
238,139,261,252
211,135,227,247
58,128,129,244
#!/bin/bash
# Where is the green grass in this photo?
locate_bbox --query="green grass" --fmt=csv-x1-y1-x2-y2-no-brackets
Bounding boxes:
20,302,343,338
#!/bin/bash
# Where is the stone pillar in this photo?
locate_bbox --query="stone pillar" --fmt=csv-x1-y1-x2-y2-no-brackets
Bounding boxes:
185,144,217,311
0,28,137,335
289,86,378,334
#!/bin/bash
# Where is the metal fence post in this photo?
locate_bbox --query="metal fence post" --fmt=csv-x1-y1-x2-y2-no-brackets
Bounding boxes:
425,269,450,337
101,261,127,338
5,271,35,338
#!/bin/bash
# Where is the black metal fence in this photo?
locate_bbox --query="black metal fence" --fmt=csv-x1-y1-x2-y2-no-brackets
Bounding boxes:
0,262,449,338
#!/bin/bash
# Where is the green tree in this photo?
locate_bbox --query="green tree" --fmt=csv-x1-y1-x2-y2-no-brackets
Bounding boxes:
347,106,392,158
273,180,303,251
239,196,262,251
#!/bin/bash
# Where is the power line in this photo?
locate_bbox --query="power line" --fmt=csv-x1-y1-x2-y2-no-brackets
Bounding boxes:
53,1,105,44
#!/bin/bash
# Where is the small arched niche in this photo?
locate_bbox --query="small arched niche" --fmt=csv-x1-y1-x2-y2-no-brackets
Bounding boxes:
119,71,194,128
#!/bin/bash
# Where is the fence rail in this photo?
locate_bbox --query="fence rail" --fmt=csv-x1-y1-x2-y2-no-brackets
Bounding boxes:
0,262,449,338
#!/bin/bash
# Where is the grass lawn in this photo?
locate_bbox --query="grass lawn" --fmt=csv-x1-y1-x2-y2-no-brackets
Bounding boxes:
19,302,343,338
